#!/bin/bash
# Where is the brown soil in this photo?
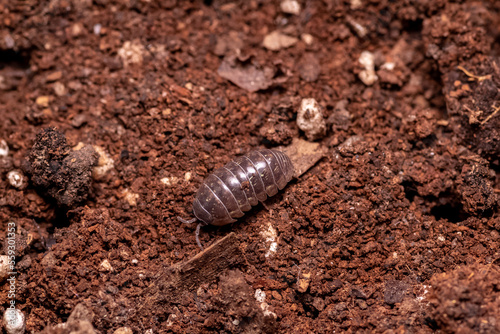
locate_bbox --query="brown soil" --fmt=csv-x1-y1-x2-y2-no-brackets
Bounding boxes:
1,0,499,333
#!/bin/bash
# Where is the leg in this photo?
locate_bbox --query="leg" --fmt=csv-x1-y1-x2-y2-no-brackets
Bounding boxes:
177,216,197,224
195,223,204,250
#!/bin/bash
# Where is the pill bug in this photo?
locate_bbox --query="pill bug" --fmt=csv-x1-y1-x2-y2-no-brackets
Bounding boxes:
178,149,294,249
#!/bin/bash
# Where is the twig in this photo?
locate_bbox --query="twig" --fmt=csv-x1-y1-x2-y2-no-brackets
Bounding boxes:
480,104,500,125
457,66,492,82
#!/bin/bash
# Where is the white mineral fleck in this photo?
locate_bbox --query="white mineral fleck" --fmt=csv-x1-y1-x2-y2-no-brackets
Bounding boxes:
255,289,266,303
118,40,145,66
161,176,179,187
296,98,326,141
280,0,301,15
3,309,25,334
261,223,278,258
7,170,24,189
358,51,378,85
92,145,114,180
99,259,113,272
263,31,298,51
0,139,9,157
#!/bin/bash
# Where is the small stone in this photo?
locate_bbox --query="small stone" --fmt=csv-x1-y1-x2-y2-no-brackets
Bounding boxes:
255,289,266,303
69,23,84,37
346,16,368,38
296,98,326,141
114,327,133,334
161,176,179,187
92,146,114,180
263,31,298,51
297,271,311,293
53,82,66,96
71,114,87,128
122,189,139,206
118,40,145,67
350,0,362,10
7,170,25,189
46,71,62,82
93,24,102,35
301,33,314,45
99,259,113,272
0,255,12,282
0,139,9,157
35,96,51,107
312,297,325,311
3,309,25,334
280,0,301,15
358,51,378,85
184,172,192,182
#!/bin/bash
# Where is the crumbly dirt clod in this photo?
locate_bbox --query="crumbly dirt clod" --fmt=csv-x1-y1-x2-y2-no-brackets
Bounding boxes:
428,263,500,333
23,127,98,207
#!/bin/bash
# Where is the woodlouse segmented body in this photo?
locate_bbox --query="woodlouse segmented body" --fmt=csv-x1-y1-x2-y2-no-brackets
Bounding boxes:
179,149,294,249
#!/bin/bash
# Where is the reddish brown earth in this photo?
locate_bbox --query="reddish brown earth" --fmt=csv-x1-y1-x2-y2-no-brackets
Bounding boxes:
1,0,499,333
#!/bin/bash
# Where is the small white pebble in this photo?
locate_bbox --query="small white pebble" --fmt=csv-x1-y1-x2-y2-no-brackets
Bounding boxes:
144,329,153,334
263,31,298,51
3,309,25,334
437,235,445,242
99,259,113,272
122,189,139,206
53,82,66,96
381,62,395,71
301,33,314,45
7,170,24,189
93,24,102,35
280,0,301,15
166,314,177,327
131,259,138,264
92,145,114,180
296,98,326,141
118,40,145,67
113,327,133,334
261,223,278,258
347,16,367,38
255,289,266,303
350,0,362,10
0,139,9,157
232,319,240,326
161,176,179,187
184,172,192,182
358,51,378,85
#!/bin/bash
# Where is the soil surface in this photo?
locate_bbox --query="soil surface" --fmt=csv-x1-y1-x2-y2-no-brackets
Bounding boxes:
1,0,500,333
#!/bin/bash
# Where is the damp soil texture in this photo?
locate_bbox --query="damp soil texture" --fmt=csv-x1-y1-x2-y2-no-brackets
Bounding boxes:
1,1,500,333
